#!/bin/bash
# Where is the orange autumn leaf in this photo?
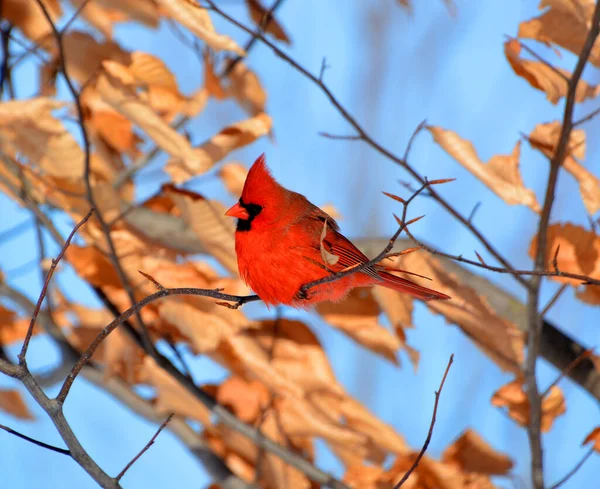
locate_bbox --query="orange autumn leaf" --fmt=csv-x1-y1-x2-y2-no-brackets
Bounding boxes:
491,379,566,432
504,39,600,104
2,0,61,41
227,61,268,117
140,357,211,425
442,429,513,475
518,0,600,68
0,390,34,420
394,252,525,373
527,121,600,216
69,0,160,38
162,186,238,273
316,288,401,364
164,112,272,183
428,126,540,212
215,376,270,423
245,0,291,43
582,426,600,452
66,246,122,288
219,162,248,196
156,0,245,55
529,223,600,304
204,52,228,100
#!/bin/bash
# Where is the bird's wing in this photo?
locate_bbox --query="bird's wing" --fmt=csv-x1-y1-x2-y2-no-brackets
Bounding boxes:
320,224,381,280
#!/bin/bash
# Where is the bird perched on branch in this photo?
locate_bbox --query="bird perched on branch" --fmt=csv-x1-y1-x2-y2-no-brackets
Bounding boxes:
225,154,450,307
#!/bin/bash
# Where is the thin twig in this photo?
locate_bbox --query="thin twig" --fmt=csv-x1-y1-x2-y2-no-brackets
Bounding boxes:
402,227,600,286
0,423,71,456
540,284,568,317
525,3,600,488
549,447,594,489
393,354,454,488
17,208,94,364
541,349,594,398
116,414,174,481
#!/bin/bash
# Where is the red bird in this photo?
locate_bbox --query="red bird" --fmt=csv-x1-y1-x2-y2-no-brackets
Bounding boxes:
225,154,450,307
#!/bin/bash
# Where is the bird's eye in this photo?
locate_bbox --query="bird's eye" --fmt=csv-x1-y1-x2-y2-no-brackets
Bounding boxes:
239,198,263,218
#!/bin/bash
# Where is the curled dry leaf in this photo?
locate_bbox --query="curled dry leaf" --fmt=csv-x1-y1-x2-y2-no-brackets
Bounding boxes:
158,300,233,354
162,186,238,273
491,379,566,432
156,0,245,55
371,287,419,369
2,0,61,41
215,376,270,423
394,252,525,372
428,126,540,212
0,390,34,420
165,112,272,183
0,305,32,347
442,429,513,475
527,121,600,215
245,0,291,43
219,162,248,196
518,0,600,67
529,223,600,304
504,39,600,104
583,426,600,452
316,288,401,364
65,246,122,288
204,52,228,100
0,98,85,178
227,61,268,116
69,0,160,39
140,356,212,425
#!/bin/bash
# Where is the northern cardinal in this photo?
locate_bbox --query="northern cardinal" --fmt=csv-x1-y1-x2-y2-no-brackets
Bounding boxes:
225,154,450,306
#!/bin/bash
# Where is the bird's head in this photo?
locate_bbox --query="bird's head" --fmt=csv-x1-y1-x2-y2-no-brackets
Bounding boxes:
225,154,289,232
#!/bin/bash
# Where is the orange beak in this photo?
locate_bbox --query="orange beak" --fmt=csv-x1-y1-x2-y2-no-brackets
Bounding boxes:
225,202,250,220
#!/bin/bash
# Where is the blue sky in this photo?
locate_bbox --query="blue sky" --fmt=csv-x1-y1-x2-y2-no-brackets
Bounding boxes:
1,0,599,487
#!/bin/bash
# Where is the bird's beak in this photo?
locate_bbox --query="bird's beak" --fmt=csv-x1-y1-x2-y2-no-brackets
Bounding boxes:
225,202,250,220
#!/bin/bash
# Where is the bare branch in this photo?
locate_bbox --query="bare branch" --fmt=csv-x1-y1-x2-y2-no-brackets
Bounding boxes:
393,354,454,488
549,447,595,489
17,208,94,363
116,414,174,482
525,3,600,488
0,423,71,456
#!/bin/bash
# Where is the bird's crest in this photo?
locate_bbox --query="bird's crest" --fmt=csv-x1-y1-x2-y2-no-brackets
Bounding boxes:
241,153,283,204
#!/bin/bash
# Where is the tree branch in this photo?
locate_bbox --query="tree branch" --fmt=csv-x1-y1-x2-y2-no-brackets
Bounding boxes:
525,3,600,488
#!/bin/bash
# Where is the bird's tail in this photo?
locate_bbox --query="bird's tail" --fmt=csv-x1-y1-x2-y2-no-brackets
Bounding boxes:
377,271,451,301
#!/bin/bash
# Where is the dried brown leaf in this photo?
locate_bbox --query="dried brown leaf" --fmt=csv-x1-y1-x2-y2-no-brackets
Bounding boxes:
156,0,245,54
442,429,513,475
519,0,600,67
2,0,61,41
316,288,400,364
163,186,237,273
530,222,600,304
394,252,525,372
227,61,268,116
528,121,600,215
428,126,540,212
505,39,600,104
491,379,566,432
0,98,86,178
216,376,270,423
583,426,600,452
140,357,211,424
245,0,291,43
219,162,248,196
0,390,34,420
66,246,122,288
165,113,272,183
69,0,159,38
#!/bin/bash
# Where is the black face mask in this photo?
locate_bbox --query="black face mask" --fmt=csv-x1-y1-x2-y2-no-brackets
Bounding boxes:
236,198,263,232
